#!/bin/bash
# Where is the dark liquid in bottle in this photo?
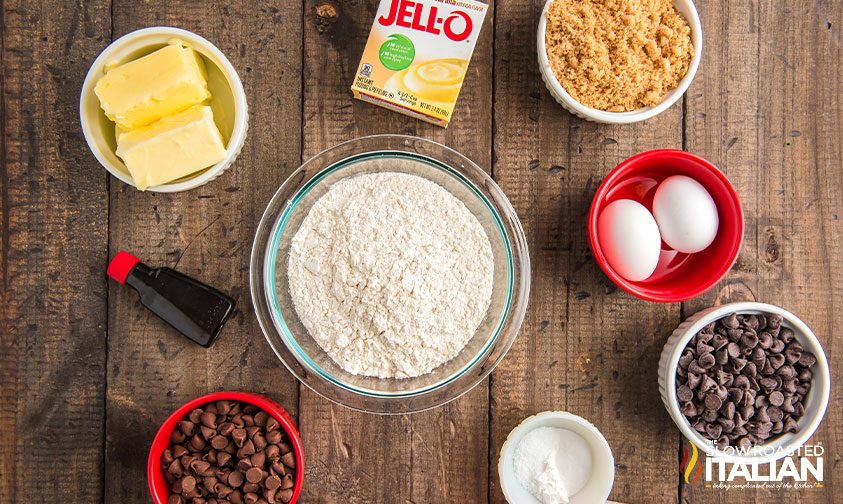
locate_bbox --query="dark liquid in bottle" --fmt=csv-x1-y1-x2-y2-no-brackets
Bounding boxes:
125,263,235,347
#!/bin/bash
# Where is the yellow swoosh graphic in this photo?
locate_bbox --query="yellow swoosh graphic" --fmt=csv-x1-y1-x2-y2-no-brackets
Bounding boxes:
684,442,699,484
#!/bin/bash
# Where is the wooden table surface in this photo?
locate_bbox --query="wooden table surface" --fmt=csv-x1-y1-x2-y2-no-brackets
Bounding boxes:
1,0,841,502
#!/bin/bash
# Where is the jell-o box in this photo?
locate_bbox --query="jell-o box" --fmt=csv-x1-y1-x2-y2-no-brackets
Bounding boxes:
351,0,488,127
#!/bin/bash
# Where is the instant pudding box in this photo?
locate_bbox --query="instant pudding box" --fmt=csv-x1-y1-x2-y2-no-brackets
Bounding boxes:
351,0,488,127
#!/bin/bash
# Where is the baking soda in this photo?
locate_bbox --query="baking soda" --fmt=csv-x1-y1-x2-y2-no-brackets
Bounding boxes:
513,427,594,504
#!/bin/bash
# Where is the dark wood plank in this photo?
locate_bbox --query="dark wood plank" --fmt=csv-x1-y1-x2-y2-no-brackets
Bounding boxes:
681,0,842,502
490,1,684,502
104,2,302,502
0,0,111,501
298,1,493,502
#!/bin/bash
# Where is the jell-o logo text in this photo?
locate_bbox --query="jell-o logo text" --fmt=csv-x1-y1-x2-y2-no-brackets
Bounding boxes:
378,0,473,42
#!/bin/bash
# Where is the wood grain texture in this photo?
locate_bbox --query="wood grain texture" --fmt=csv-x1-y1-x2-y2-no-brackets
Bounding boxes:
490,1,684,502
298,1,493,502
0,0,111,502
104,2,302,502
680,1,842,503
1,0,841,503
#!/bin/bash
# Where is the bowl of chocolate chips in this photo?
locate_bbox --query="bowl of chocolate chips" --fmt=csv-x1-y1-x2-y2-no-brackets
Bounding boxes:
148,392,304,504
659,302,830,463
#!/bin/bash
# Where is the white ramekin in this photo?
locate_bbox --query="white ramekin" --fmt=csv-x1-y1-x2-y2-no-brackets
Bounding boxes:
658,302,831,464
537,0,703,124
80,27,248,192
499,411,615,504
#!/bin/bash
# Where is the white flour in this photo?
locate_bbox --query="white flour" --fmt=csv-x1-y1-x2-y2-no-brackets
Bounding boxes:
287,171,494,378
513,427,594,504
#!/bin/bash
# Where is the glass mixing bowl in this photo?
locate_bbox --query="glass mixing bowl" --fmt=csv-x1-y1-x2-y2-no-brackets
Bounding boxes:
250,135,530,414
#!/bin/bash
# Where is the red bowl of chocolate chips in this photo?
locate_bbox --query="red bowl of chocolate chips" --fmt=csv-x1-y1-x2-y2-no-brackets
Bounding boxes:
148,392,304,504
658,302,830,463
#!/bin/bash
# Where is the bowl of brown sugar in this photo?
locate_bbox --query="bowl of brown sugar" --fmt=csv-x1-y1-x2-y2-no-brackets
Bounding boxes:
537,0,702,123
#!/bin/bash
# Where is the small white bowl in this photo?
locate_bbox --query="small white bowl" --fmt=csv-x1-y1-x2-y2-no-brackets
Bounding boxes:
537,0,703,124
499,411,615,504
80,27,248,192
658,302,831,463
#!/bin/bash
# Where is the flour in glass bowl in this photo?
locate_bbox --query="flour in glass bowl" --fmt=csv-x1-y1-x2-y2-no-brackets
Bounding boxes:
287,171,494,378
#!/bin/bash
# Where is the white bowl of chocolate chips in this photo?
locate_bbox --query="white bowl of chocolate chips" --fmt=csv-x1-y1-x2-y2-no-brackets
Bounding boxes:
659,302,830,463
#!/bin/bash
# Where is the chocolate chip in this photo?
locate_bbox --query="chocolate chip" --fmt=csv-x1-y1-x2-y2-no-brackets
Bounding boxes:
680,402,698,417
799,352,817,367
266,430,283,445
265,474,282,491
251,451,266,469
675,310,819,450
253,434,268,451
278,489,293,503
237,439,256,458
232,429,248,448
211,436,229,450
161,401,297,504
229,470,245,488
723,313,740,329
237,457,253,472
271,460,286,476
687,372,702,390
246,467,264,484
280,475,294,490
190,434,207,451
741,332,759,349
280,452,296,469
200,425,217,441
698,353,716,369
688,361,706,374
704,394,723,411
200,412,218,430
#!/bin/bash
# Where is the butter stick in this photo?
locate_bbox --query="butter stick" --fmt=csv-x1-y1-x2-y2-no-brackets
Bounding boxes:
116,105,227,190
95,40,211,130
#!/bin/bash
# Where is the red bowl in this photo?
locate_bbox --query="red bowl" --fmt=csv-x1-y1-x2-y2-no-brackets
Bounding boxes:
588,150,744,302
148,391,304,504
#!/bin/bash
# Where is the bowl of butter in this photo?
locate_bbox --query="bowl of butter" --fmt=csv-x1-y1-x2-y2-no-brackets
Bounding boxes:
80,27,248,192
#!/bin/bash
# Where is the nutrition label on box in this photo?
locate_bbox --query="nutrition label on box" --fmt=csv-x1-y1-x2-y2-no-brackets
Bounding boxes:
351,0,488,127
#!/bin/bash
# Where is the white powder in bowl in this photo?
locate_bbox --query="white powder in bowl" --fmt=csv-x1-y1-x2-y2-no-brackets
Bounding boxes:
513,427,594,504
287,171,494,378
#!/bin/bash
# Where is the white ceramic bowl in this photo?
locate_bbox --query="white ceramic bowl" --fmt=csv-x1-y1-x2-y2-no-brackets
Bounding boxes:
537,0,703,123
658,302,831,463
498,411,615,504
80,27,248,192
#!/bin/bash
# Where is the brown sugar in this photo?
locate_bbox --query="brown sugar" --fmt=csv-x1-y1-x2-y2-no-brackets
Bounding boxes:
544,0,694,112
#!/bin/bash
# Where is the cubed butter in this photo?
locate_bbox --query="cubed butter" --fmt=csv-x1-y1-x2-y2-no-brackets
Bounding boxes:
116,105,227,190
95,40,211,130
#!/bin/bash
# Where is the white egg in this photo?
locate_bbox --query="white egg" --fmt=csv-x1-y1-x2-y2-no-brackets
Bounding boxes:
597,199,662,282
653,175,719,253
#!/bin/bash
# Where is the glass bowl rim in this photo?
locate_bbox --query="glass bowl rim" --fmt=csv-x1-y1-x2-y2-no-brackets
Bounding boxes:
249,134,531,413
263,150,514,397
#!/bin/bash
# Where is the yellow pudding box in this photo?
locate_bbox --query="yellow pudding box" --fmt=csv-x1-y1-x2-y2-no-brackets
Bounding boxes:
351,0,488,127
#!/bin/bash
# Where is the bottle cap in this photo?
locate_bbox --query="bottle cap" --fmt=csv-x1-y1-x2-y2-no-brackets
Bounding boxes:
107,251,141,284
